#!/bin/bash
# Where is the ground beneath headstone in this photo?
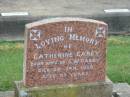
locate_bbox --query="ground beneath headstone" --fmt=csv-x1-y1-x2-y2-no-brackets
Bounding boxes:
0,83,130,97
0,91,14,97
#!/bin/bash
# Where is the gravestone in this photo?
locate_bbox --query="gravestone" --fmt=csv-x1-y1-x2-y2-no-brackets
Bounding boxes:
15,17,113,97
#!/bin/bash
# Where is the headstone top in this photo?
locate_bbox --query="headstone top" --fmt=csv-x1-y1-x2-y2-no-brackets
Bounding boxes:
26,17,107,28
24,17,107,87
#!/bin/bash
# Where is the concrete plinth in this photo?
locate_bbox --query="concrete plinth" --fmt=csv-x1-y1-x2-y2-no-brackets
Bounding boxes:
14,78,113,97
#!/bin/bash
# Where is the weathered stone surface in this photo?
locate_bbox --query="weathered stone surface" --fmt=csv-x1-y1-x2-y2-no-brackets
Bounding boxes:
113,83,130,97
23,17,107,87
113,83,130,93
15,78,113,97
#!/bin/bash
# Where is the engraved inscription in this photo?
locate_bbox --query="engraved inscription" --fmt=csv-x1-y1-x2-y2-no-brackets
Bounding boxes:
30,29,42,40
24,18,107,87
95,26,106,38
64,26,73,33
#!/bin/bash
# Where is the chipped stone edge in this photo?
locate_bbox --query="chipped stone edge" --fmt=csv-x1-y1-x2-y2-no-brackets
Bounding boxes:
25,17,107,28
23,27,28,86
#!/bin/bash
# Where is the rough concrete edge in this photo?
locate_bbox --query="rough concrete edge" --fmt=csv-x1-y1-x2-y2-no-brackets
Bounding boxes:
14,77,113,96
112,83,130,97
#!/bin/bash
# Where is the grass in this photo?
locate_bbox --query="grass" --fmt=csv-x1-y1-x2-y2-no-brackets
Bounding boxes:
0,35,130,91
107,36,130,84
0,41,23,91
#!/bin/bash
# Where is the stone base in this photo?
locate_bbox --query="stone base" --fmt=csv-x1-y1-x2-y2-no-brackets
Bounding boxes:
14,78,113,97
